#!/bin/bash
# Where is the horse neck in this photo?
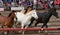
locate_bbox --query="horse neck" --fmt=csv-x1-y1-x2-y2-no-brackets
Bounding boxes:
8,13,15,19
25,12,32,20
25,16,32,21
47,11,52,20
26,10,36,20
24,10,31,15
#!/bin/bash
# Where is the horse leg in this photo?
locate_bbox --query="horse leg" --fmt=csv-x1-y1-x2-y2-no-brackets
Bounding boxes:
21,23,24,29
35,22,40,33
45,24,48,35
41,23,47,28
25,21,31,28
3,26,9,35
41,23,48,34
18,23,24,33
1,24,4,35
22,25,29,35
13,21,17,28
35,21,39,27
0,24,6,35
38,23,47,33
28,20,34,27
3,31,9,35
23,21,31,34
25,25,28,29
6,31,9,35
28,18,35,27
46,24,48,28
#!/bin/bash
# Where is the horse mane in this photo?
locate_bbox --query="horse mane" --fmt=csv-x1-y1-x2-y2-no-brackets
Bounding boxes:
8,12,12,17
24,6,33,14
8,11,16,17
49,7,56,12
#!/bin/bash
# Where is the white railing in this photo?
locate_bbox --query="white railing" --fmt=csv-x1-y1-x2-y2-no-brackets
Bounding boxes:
0,8,4,12
11,7,24,11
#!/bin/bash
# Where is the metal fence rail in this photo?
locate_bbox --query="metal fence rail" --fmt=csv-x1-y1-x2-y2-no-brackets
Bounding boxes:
0,28,60,31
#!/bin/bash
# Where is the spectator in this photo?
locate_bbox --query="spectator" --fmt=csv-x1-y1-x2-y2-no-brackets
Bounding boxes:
16,0,19,4
7,0,11,10
38,0,43,9
46,0,52,8
33,0,37,9
0,0,4,8
7,0,11,4
11,2,16,7
19,0,22,6
27,0,31,6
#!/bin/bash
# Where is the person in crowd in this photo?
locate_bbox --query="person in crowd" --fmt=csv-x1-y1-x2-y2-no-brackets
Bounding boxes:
11,2,16,7
0,0,4,8
27,0,31,6
19,0,22,6
45,0,52,8
33,0,37,9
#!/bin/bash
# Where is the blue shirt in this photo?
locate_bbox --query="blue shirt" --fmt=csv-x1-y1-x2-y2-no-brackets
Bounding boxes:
7,0,11,3
27,1,31,6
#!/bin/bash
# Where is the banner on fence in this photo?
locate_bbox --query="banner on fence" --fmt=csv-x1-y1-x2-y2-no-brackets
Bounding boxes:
11,7,24,11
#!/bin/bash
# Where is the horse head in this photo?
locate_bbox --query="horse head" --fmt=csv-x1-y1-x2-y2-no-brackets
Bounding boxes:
31,10,38,19
8,11,16,19
49,8,59,18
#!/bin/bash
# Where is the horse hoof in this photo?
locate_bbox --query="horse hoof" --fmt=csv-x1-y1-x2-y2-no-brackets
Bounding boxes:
38,30,40,33
41,28,43,30
18,31,22,33
45,30,48,33
4,32,8,35
38,30,44,33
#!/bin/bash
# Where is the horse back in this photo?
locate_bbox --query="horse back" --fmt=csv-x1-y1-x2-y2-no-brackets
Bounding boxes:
0,15,8,22
37,12,48,23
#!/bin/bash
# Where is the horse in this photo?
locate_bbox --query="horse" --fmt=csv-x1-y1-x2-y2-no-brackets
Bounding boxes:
29,7,59,28
0,11,16,35
15,9,38,29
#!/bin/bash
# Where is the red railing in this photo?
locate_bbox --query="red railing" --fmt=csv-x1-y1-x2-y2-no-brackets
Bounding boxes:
0,28,60,31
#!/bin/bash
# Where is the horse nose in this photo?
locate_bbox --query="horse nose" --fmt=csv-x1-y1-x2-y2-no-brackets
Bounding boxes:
35,17,38,19
57,16,59,18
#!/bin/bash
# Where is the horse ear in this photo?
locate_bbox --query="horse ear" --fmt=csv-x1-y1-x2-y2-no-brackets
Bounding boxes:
12,10,16,12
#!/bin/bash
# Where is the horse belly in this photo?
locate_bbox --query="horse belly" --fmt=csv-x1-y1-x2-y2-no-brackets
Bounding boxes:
25,21,31,26
17,17,24,23
22,18,31,26
37,18,43,23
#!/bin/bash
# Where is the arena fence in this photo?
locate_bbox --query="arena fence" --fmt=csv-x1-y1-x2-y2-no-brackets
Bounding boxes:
11,7,24,11
0,28,60,31
0,28,60,35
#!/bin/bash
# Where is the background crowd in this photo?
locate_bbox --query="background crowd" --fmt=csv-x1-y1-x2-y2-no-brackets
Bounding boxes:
0,0,60,10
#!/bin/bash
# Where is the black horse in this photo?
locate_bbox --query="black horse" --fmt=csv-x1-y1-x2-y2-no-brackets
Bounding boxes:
29,8,59,28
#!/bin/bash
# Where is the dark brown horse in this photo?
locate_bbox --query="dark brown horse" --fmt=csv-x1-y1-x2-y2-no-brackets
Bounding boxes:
0,11,16,35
